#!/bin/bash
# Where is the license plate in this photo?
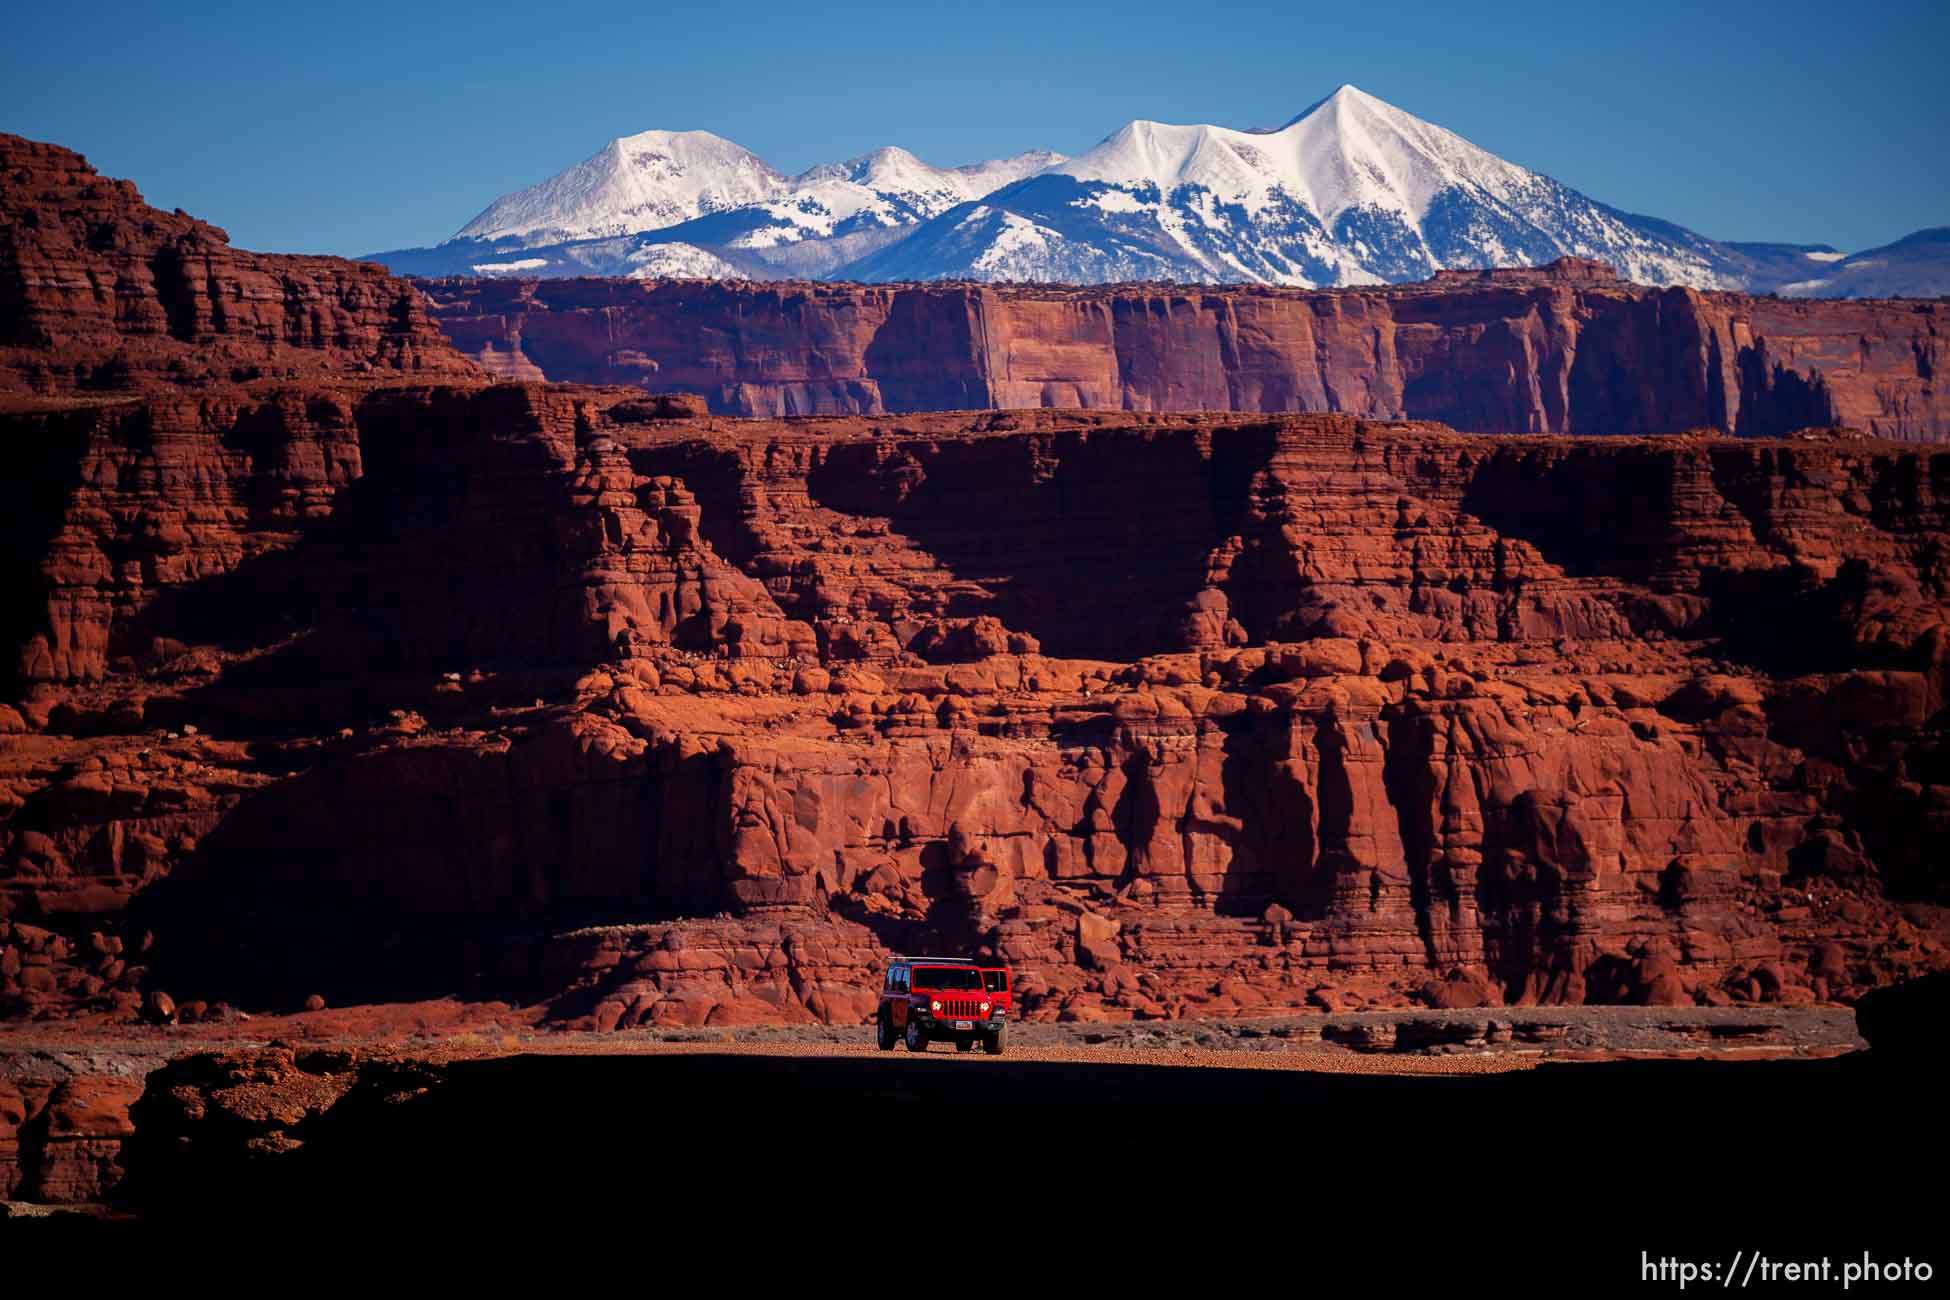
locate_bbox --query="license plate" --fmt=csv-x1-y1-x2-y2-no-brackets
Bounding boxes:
953,1020,973,1030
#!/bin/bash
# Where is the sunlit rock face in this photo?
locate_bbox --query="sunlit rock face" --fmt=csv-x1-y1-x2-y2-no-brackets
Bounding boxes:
3,130,1947,1033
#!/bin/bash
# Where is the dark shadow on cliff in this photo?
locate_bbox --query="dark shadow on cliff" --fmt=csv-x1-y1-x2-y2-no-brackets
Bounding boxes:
1384,710,1445,966
1457,445,1684,583
1691,560,1894,675
1563,301,1720,436
123,389,600,738
1210,711,1320,918
1474,792,1572,1002
125,728,730,1010
861,288,991,411
627,442,768,569
1734,348,1837,436
1459,447,1926,677
790,423,1277,661
0,407,92,699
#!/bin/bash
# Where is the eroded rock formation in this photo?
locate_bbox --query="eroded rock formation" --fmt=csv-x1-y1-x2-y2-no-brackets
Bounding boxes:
5,388,1946,1025
0,1073,139,1203
1,134,473,395
420,267,1947,440
2,132,1947,1033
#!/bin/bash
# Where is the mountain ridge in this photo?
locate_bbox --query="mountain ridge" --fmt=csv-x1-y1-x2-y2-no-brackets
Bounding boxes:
370,87,1947,297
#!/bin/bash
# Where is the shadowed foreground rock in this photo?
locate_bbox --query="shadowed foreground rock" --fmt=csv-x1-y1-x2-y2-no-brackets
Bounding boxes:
104,1044,1944,1259
1852,971,1950,1056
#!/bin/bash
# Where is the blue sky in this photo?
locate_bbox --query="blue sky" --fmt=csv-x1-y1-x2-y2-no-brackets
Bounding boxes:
4,0,1945,257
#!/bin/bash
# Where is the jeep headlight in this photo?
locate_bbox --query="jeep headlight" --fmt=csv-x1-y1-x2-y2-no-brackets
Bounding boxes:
930,999,942,1013
979,1001,990,1014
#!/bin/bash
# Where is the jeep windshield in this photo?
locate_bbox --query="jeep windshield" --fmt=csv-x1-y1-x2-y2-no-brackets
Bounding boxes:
911,967,982,991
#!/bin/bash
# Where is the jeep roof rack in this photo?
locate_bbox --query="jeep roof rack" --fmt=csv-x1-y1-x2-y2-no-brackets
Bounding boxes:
890,955,981,964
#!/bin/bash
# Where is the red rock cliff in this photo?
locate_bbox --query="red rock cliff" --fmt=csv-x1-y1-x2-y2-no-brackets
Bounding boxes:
0,133,476,396
2,141,1947,1033
421,269,1946,440
4,391,1945,1024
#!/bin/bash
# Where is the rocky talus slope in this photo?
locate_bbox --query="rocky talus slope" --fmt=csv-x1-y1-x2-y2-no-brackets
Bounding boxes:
1,133,1946,1044
420,265,1946,440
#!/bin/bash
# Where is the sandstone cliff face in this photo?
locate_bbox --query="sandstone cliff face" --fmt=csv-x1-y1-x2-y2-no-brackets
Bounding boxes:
420,268,1946,440
2,140,1947,1034
3,388,1945,1026
0,1073,139,1203
0,133,475,396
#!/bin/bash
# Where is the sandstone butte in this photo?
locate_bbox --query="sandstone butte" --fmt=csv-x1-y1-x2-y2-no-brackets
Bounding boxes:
419,263,1947,441
2,123,1948,1127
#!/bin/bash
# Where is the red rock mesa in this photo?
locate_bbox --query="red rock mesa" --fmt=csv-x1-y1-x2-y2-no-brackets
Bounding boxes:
0,132,1945,1040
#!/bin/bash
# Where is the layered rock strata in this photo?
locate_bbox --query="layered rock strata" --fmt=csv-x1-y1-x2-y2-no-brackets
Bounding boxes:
1,132,1946,1033
3,390,1945,1026
420,268,1946,440
0,1072,139,1203
1,134,473,396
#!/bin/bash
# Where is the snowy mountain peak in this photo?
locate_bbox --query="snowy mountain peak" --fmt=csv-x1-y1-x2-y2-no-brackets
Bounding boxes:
1294,82,1377,119
1055,85,1529,229
860,83,1735,291
455,128,786,244
1254,82,1369,132
795,146,920,188
374,86,1929,297
449,130,1069,256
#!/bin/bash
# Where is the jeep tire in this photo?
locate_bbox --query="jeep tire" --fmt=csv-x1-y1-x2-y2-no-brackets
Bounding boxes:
877,1013,897,1051
904,1019,928,1052
983,1023,1007,1055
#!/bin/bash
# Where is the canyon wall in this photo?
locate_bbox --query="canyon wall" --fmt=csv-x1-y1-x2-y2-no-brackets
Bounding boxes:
420,266,1947,440
1,134,474,396
2,132,1947,1035
4,387,1946,1026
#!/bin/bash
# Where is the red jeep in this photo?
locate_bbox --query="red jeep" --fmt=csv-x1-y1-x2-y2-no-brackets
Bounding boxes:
876,956,1008,1055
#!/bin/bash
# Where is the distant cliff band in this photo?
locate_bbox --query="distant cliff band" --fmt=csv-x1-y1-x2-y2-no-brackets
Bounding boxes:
419,262,1948,441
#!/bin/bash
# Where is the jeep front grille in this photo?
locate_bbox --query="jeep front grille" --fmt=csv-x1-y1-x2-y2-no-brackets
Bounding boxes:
940,998,983,1019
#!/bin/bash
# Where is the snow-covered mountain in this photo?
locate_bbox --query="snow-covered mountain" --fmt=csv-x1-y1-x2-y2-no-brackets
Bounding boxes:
1771,227,1950,298
454,129,788,244
728,146,1063,248
369,87,1942,296
377,132,1065,280
853,85,1734,287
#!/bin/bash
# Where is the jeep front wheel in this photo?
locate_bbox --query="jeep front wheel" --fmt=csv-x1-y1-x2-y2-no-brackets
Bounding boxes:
877,1014,897,1051
904,1019,928,1052
983,1023,1007,1055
